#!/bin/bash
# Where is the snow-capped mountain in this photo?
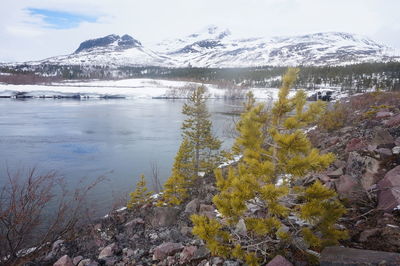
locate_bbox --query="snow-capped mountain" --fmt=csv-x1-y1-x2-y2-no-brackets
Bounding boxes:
7,26,400,68
156,26,399,67
34,34,173,67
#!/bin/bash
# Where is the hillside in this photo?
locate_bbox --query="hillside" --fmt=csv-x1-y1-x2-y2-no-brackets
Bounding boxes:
3,26,399,69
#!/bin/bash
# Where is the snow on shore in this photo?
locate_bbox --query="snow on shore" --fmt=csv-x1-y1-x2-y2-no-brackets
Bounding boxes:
0,78,308,100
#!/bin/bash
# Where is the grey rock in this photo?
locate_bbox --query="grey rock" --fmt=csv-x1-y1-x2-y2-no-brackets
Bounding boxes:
193,245,210,260
179,245,197,264
123,248,135,257
150,207,180,227
392,146,400,154
361,156,381,190
98,243,118,259
335,175,362,200
77,259,92,266
377,148,393,158
185,199,200,214
153,242,183,261
327,167,343,178
372,128,394,146
212,257,224,265
377,165,400,211
199,204,215,213
234,218,247,236
52,239,65,253
358,228,381,242
292,237,310,250
333,160,346,169
320,246,400,265
223,260,240,266
266,255,293,266
386,113,400,127
180,225,192,236
73,256,83,265
53,255,74,266
376,111,393,119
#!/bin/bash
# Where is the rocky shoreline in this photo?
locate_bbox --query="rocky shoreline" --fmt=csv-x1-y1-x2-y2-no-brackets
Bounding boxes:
27,92,400,266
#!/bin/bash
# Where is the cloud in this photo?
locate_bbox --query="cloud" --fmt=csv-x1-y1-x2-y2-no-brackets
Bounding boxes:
0,0,399,62
26,8,98,29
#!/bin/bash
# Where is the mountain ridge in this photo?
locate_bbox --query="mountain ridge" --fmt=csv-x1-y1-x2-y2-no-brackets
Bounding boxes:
4,26,400,68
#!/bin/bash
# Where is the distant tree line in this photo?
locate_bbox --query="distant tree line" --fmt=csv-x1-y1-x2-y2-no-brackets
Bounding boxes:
1,62,400,91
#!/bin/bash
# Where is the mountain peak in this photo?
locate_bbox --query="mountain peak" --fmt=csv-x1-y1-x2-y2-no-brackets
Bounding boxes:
187,25,231,40
74,34,142,54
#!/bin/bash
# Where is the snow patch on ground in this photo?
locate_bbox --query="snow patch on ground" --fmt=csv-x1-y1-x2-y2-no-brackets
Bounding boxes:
0,79,290,100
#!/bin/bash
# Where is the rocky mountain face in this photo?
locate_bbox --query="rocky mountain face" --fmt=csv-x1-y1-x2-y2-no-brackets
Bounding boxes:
74,34,142,54
14,26,400,68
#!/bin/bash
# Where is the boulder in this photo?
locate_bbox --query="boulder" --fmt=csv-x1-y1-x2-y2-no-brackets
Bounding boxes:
184,199,200,214
360,156,381,190
386,113,400,127
392,146,400,155
376,111,393,119
153,242,183,260
327,167,343,178
77,259,99,266
320,246,400,265
73,256,83,265
53,255,74,266
266,255,293,266
199,204,216,219
149,207,180,227
199,204,215,213
377,147,393,159
192,245,210,260
346,152,365,178
179,246,197,264
335,175,362,200
333,160,347,169
98,243,118,259
358,228,381,242
372,128,394,146
345,138,367,152
377,165,400,211
317,174,331,183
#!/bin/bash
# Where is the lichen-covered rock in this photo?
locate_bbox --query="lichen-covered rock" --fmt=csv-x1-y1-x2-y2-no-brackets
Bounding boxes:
149,207,180,227
179,245,197,264
378,165,400,211
153,242,183,260
184,199,200,214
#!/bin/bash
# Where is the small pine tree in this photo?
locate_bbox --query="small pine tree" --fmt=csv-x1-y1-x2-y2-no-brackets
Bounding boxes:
127,174,152,209
192,69,347,265
159,87,222,206
159,138,194,205
181,86,222,176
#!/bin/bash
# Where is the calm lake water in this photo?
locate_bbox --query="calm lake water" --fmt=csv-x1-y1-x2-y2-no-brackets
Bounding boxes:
0,98,240,214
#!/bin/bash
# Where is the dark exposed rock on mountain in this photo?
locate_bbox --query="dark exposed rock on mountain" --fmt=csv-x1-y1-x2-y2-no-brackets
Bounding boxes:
74,34,141,53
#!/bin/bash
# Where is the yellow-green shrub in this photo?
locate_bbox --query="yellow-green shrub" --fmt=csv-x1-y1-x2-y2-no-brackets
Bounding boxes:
191,69,347,265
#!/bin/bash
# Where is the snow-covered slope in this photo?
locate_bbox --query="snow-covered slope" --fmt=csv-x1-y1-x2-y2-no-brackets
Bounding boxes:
6,27,400,68
33,34,174,67
157,26,399,67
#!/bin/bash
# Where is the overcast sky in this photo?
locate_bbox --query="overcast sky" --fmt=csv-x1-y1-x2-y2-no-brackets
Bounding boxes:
1,0,399,62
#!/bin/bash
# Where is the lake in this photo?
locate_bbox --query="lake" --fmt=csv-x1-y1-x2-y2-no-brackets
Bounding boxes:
0,98,241,214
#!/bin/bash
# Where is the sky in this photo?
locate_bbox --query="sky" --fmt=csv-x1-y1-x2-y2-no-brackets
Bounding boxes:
1,0,400,62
